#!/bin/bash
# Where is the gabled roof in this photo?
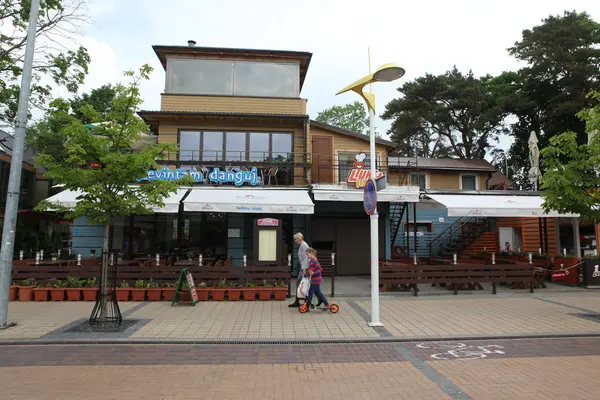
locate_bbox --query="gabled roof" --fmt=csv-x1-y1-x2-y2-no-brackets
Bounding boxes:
389,157,496,172
309,120,395,148
152,45,313,90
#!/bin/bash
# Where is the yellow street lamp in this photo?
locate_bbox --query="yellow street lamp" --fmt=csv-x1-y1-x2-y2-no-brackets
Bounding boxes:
336,62,405,327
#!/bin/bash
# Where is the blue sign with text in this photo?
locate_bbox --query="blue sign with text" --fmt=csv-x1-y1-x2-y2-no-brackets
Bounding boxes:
138,166,259,186
363,178,377,215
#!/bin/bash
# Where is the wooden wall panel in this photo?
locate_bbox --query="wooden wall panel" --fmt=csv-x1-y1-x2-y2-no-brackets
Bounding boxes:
496,218,558,255
161,94,307,115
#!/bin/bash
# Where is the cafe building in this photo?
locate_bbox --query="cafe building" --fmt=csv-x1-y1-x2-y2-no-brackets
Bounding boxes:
45,41,420,274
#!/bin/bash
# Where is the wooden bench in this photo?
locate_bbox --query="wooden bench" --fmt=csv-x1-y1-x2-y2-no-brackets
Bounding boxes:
379,263,536,296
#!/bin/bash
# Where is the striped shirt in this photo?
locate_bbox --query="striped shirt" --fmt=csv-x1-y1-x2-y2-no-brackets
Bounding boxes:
308,258,323,285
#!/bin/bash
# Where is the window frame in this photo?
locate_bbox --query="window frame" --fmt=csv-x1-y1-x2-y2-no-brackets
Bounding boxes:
410,172,428,190
403,222,433,233
460,174,479,190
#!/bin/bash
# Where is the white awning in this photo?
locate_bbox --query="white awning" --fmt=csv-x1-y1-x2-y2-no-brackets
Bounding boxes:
44,189,189,213
184,188,314,214
427,194,578,217
312,185,420,203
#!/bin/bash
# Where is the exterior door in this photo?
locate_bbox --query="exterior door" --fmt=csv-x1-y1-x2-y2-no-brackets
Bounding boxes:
312,136,333,184
499,227,514,252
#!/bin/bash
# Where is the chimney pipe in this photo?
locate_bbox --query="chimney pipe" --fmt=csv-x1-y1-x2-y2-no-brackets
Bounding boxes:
187,40,196,47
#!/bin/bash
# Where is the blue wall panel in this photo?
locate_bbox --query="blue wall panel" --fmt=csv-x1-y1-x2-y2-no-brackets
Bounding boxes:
71,217,104,258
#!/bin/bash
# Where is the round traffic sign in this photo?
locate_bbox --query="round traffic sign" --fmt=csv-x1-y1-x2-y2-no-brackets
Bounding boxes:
363,178,377,215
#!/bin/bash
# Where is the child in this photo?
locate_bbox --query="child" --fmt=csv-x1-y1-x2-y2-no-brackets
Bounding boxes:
304,247,329,312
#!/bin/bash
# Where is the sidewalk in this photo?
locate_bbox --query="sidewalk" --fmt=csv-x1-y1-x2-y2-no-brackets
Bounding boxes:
2,289,600,342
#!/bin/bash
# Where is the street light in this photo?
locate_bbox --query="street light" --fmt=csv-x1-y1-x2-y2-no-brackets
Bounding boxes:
337,63,405,327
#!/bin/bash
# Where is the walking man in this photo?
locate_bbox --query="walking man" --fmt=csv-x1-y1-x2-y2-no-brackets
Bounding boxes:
288,232,309,307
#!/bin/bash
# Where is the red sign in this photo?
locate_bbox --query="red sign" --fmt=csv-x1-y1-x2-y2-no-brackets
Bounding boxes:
185,270,198,302
257,218,279,227
346,153,384,188
551,270,567,282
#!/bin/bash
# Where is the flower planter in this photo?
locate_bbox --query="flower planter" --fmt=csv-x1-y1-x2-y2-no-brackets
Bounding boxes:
196,288,210,301
553,258,580,285
49,288,65,301
130,288,146,301
227,289,242,301
116,288,130,301
211,289,226,301
9,286,17,301
18,286,34,302
257,288,272,301
66,288,81,301
33,288,49,301
242,288,256,301
82,288,98,301
147,288,162,301
273,288,287,301
162,288,176,302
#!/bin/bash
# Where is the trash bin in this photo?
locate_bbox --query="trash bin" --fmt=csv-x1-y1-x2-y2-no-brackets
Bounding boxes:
583,258,600,288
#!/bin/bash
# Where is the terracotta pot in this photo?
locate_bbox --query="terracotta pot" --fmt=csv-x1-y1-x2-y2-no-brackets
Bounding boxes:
116,288,130,301
49,288,65,301
196,288,210,301
66,288,81,301
258,288,272,301
182,290,192,301
130,288,146,301
242,288,256,301
9,286,17,301
18,286,34,302
82,288,98,301
162,288,176,301
147,288,162,301
33,288,49,301
211,288,226,301
273,288,288,301
227,289,241,301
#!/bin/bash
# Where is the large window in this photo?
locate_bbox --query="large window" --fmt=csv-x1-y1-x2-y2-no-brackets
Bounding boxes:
410,173,428,190
179,131,293,162
166,58,299,97
461,175,478,190
338,152,375,183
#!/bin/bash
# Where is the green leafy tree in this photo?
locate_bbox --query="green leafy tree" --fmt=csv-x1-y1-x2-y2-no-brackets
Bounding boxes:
504,11,600,188
541,90,600,219
34,65,179,318
0,0,90,123
69,84,116,124
382,67,508,158
316,101,370,135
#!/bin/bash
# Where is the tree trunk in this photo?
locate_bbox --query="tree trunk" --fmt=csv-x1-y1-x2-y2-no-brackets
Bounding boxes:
98,224,110,321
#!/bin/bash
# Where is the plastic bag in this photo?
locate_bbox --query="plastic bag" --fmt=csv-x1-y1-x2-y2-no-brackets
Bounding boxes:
297,277,311,299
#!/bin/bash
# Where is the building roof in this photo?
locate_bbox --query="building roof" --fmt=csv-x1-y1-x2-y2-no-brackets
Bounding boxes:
152,44,313,90
309,120,396,148
388,157,496,172
0,129,35,165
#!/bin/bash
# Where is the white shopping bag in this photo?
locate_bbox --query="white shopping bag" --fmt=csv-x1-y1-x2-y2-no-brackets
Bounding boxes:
297,277,311,299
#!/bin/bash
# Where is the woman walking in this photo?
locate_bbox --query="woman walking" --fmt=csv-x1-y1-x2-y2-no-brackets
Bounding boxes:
288,232,309,307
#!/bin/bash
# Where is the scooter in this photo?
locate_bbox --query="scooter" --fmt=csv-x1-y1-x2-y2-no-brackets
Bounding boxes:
299,301,339,314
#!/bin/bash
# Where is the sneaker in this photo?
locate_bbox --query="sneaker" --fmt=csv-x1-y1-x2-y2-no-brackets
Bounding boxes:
288,302,300,308
310,303,315,309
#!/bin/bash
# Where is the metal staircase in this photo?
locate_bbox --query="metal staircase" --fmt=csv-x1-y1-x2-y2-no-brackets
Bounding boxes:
390,202,408,246
428,217,493,257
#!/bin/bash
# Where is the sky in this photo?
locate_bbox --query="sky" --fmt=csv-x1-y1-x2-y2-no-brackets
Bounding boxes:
42,0,600,152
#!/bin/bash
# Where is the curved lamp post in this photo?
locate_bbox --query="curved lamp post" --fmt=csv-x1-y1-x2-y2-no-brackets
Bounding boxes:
337,63,405,327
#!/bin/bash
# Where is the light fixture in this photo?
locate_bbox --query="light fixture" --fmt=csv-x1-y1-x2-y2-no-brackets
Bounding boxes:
373,63,405,82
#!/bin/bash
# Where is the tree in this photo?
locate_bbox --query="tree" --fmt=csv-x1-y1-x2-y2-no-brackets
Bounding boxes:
382,67,508,159
316,101,370,135
69,84,115,124
540,90,600,219
505,11,600,188
1,0,90,123
35,65,179,320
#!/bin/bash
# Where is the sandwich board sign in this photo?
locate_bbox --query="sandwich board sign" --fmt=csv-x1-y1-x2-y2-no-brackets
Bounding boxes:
172,268,199,306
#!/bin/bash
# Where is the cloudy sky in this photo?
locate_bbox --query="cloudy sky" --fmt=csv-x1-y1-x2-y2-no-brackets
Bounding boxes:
75,0,600,150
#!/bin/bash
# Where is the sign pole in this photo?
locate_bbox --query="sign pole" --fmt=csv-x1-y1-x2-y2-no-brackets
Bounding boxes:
367,108,382,327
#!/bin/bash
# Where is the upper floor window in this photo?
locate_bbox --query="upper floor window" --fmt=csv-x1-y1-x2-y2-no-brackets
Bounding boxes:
461,175,478,190
179,131,293,162
410,173,428,190
166,58,299,98
338,152,381,184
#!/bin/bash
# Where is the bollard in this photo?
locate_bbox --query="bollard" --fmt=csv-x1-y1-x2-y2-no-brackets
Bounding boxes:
243,255,247,267
199,254,203,266
35,252,40,265
156,253,160,266
528,253,532,264
19,250,23,260
492,252,496,265
453,253,457,265
77,254,81,266
413,254,418,265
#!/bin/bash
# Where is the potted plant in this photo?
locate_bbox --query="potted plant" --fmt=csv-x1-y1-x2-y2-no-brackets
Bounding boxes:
33,282,49,302
162,282,176,301
227,282,242,301
212,279,227,301
131,279,146,301
9,282,17,302
273,280,288,301
242,281,256,301
257,280,272,301
146,279,162,301
49,280,67,301
65,276,82,301
196,282,210,301
90,249,96,257
82,277,98,301
116,280,130,301
553,254,580,285
18,279,35,302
